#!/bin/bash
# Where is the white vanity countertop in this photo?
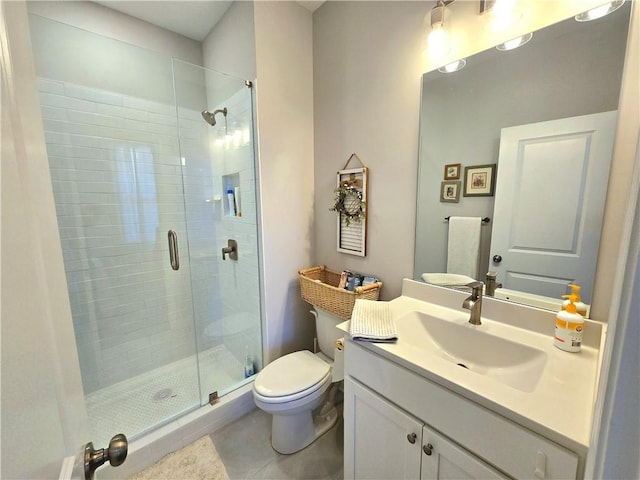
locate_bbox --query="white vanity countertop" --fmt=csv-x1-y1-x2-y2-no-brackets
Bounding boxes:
339,279,606,452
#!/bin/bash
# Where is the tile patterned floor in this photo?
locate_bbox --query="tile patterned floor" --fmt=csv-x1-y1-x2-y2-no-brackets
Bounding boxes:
211,407,344,480
87,345,246,446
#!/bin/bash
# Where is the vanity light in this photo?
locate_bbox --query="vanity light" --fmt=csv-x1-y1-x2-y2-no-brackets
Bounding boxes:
575,1,624,22
495,32,533,51
428,1,453,57
485,0,521,32
438,58,466,73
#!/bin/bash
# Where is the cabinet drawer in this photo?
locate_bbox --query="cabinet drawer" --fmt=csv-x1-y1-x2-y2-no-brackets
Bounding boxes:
346,341,579,480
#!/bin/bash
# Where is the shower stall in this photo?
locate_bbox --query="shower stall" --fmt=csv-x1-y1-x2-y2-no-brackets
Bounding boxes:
28,13,263,447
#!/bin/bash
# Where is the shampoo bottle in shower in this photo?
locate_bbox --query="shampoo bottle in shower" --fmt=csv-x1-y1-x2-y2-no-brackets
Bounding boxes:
244,346,254,378
227,187,236,216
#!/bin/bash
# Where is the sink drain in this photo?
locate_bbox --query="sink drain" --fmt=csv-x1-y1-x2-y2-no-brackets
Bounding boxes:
153,388,175,402
457,363,469,369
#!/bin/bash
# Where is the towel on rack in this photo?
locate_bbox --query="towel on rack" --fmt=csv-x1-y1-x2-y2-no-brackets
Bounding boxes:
446,216,482,280
349,299,397,343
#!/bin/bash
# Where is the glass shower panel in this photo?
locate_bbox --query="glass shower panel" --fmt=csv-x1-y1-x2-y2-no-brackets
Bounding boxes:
28,14,201,446
172,60,263,404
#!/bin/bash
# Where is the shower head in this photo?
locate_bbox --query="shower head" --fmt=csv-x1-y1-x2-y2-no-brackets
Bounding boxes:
201,107,228,127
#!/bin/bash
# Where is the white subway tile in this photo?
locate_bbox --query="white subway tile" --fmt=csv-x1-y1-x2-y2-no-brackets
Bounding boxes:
123,97,175,115
39,92,98,112
97,103,149,122
38,78,65,94
64,84,124,107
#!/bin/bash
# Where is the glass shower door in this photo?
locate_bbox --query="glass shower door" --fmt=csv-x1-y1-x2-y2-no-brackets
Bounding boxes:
29,14,202,446
173,60,263,404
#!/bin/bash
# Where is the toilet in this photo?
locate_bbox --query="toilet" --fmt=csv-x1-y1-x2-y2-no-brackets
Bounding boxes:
252,307,344,454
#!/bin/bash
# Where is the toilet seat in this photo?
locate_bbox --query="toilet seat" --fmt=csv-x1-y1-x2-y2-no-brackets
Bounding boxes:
254,350,331,403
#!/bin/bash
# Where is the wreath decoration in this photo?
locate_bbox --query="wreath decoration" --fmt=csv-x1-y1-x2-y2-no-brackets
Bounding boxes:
330,184,366,226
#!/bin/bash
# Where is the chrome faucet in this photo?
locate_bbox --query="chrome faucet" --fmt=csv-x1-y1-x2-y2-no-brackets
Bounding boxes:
485,271,502,297
462,281,484,325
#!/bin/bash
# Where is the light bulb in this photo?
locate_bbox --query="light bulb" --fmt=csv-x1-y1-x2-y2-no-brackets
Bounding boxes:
496,32,533,51
438,58,466,73
575,1,624,22
485,0,521,32
428,26,450,57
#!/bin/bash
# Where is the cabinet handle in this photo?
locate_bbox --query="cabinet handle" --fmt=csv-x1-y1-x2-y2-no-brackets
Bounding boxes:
407,433,417,444
423,443,434,456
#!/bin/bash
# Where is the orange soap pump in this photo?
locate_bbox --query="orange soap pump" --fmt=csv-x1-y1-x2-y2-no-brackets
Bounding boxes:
554,294,584,353
562,284,588,317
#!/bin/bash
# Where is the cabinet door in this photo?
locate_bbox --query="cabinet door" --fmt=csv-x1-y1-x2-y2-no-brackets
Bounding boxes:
344,377,423,480
421,424,508,480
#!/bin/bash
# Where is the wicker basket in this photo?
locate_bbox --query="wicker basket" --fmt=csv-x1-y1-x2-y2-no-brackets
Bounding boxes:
298,265,383,320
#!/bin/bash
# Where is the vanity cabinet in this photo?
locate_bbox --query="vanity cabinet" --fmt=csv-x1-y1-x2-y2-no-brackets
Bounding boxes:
344,340,580,480
345,377,507,479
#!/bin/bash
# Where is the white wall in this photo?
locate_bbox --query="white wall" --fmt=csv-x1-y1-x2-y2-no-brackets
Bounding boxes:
1,3,88,478
27,1,202,66
202,1,256,80
588,1,640,475
254,1,315,361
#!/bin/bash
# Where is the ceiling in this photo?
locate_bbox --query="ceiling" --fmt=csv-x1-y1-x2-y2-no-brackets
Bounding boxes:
93,1,325,42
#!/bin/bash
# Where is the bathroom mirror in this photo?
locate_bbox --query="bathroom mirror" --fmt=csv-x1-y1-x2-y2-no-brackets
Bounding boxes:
414,3,631,310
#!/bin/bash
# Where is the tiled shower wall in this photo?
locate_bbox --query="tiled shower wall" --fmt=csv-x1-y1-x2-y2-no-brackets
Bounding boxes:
39,76,261,395
40,77,199,394
177,78,262,377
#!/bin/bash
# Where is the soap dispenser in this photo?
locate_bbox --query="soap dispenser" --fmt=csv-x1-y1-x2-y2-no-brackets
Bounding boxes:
554,294,584,353
562,284,588,317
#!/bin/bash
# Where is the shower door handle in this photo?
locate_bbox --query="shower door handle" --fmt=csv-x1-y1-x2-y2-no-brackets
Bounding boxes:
168,230,180,270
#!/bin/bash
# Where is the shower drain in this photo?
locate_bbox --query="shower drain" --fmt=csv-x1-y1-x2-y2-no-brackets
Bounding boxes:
153,388,176,402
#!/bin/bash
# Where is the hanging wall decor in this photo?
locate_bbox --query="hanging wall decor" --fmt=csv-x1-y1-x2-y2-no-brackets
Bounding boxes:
331,153,368,256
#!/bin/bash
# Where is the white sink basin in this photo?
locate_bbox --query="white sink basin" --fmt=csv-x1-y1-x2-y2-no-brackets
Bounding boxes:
396,311,548,392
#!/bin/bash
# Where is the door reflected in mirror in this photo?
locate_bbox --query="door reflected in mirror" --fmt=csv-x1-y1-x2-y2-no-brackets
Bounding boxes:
414,3,631,310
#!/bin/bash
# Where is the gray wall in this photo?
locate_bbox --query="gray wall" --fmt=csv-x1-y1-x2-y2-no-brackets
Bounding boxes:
313,1,428,300
203,1,256,81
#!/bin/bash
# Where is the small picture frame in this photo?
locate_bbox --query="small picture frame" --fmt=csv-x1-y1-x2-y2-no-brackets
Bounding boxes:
444,163,461,180
463,164,496,197
440,181,461,203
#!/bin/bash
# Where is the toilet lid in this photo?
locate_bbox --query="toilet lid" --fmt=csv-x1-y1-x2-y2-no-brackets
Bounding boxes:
254,350,330,398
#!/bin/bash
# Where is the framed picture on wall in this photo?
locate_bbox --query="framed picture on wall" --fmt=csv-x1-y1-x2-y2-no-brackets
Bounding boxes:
444,163,461,180
463,164,496,197
440,181,461,203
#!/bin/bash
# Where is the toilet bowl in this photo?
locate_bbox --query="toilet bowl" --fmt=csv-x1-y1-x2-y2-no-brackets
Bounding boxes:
252,307,343,454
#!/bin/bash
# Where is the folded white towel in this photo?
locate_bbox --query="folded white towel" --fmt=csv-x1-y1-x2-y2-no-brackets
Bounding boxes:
349,299,397,343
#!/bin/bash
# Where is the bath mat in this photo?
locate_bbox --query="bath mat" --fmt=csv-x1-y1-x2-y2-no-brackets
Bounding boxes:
129,436,229,480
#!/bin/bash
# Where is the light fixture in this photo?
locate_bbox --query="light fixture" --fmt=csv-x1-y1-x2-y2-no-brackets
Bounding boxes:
575,1,624,22
428,1,453,57
495,32,533,51
438,58,466,73
484,0,521,32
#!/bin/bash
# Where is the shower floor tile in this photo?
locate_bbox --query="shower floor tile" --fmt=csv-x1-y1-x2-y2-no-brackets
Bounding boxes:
211,406,344,480
86,345,245,446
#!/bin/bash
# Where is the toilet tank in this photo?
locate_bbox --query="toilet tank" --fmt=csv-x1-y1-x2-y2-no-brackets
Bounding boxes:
312,307,343,360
